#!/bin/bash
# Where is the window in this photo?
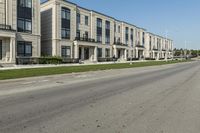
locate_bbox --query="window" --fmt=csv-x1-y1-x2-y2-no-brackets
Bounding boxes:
17,0,32,33
76,30,80,38
61,7,70,39
17,18,32,33
105,48,110,58
18,0,32,8
62,28,70,39
149,36,152,50
105,36,110,44
17,41,32,57
114,24,116,32
98,48,102,58
0,40,2,60
85,16,88,25
97,18,102,43
97,35,102,43
106,21,110,30
61,46,71,58
97,18,102,28
77,13,80,24
25,20,32,31
105,21,110,44
126,27,129,34
131,29,134,45
125,27,129,44
62,8,70,20
118,26,120,33
84,31,88,39
143,32,145,45
117,38,121,43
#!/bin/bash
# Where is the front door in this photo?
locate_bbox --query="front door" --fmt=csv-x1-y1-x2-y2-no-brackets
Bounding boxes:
0,40,2,60
84,47,89,60
118,50,121,59
79,47,81,59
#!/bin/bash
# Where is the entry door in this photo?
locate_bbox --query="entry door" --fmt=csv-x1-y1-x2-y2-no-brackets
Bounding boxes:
118,50,121,59
79,47,81,59
0,40,2,60
84,48,89,60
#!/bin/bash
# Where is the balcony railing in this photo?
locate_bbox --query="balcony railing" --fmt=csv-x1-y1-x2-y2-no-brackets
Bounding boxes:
113,42,128,46
0,24,14,31
75,37,96,43
136,44,145,48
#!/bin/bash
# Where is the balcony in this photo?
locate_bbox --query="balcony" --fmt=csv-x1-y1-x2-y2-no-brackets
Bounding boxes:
136,44,145,48
75,37,96,43
0,24,15,31
113,42,128,46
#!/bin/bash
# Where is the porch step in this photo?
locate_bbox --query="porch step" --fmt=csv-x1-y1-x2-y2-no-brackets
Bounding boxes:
83,60,97,64
0,63,15,68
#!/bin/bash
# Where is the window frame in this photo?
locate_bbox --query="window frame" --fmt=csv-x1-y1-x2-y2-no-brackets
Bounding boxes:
85,16,88,25
18,0,32,8
17,41,32,57
61,28,70,39
77,13,81,24
61,46,71,58
61,7,70,20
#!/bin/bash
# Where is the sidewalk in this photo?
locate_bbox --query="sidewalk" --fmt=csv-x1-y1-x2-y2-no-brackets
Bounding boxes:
0,60,151,71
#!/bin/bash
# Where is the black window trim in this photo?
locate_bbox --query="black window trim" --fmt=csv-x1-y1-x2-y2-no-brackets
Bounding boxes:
61,46,71,58
17,41,32,57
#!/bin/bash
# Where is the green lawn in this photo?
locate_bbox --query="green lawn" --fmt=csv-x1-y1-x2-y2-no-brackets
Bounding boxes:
0,60,190,80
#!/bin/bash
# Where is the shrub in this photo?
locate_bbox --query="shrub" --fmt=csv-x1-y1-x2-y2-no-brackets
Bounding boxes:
39,56,62,64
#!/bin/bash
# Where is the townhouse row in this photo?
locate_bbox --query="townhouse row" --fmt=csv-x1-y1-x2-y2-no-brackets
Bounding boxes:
0,0,173,64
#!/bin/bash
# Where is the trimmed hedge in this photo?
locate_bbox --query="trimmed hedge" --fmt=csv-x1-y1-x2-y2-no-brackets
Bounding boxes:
39,57,62,64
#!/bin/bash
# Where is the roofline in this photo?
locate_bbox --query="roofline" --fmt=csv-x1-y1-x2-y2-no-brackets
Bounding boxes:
41,0,172,40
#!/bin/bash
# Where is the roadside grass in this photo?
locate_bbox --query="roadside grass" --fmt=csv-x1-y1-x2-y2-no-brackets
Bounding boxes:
0,60,191,80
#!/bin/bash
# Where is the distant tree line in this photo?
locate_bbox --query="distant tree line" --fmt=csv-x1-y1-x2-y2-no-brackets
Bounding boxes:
173,48,200,57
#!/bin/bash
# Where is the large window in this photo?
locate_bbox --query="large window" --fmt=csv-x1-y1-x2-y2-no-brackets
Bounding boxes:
105,21,110,44
17,41,32,57
131,29,134,46
85,16,88,25
61,7,71,39
62,8,70,20
125,27,129,45
0,40,2,60
105,48,110,58
84,31,88,39
77,13,80,24
61,28,70,39
149,36,152,50
97,18,102,28
97,35,102,43
97,18,102,43
17,0,32,33
17,18,32,32
61,46,71,58
98,48,102,58
105,21,110,30
118,26,120,33
76,30,80,38
142,32,145,45
18,0,32,8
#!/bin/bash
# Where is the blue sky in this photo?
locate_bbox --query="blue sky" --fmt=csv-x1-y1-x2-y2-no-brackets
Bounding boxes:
41,0,200,49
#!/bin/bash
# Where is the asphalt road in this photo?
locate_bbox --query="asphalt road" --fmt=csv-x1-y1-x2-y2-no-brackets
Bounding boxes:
0,61,200,133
